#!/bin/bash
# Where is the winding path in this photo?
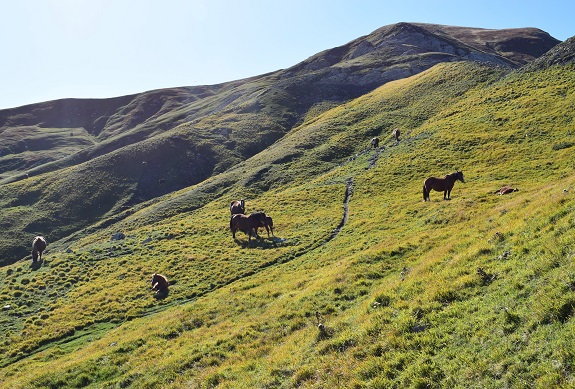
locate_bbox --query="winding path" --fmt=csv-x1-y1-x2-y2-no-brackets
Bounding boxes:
327,177,353,242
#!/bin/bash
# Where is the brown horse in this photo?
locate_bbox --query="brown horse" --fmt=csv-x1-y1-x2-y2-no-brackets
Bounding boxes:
264,216,274,237
494,185,519,195
256,214,275,237
423,171,464,201
151,273,169,294
371,137,380,149
392,128,400,142
230,212,265,241
31,236,47,263
230,199,245,215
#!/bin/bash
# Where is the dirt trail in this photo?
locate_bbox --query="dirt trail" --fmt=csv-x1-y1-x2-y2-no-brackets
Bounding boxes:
368,147,383,169
327,177,353,242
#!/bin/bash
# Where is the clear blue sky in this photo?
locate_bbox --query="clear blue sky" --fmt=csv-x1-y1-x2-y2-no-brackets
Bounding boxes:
1,0,573,110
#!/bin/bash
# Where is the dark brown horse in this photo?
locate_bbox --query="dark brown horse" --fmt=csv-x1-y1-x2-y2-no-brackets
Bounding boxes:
31,236,47,263
230,199,245,215
371,137,380,149
392,128,400,142
230,212,265,241
256,214,275,237
423,171,464,201
264,216,274,237
151,273,169,294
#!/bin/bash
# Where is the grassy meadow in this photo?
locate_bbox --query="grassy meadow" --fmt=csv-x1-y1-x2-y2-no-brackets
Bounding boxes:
1,62,575,388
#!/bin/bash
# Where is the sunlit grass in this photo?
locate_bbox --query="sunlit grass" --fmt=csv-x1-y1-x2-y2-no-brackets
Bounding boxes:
1,63,575,388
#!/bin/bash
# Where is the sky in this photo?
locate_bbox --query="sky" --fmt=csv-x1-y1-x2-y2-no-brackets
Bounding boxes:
1,0,573,110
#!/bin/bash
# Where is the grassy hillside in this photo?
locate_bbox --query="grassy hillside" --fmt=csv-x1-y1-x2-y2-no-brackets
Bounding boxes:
1,61,574,388
0,23,559,266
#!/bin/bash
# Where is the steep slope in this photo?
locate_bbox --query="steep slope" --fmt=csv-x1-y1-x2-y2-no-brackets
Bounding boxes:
412,23,559,65
1,59,575,388
0,23,560,265
275,22,558,103
521,35,575,71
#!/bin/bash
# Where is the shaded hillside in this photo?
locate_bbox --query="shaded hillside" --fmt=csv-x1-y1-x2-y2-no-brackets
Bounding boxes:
0,81,258,181
0,23,560,265
522,34,575,71
1,58,575,388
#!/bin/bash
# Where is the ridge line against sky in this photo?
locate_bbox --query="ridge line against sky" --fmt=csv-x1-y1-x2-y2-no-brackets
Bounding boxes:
1,0,573,110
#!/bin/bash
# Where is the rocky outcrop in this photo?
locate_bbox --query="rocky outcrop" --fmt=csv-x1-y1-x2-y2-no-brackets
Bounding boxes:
274,23,559,107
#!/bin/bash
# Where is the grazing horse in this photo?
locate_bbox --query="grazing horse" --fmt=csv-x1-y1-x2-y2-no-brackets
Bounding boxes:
230,199,245,215
256,214,275,237
31,236,47,263
392,128,400,142
370,137,380,149
264,216,274,237
151,273,169,294
423,171,465,201
230,212,265,241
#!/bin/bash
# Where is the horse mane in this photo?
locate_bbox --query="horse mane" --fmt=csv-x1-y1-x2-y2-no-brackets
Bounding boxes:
445,171,463,181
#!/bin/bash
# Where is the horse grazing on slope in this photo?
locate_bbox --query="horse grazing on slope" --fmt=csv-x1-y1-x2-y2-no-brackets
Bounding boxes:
392,128,400,142
264,216,274,237
230,212,266,241
371,137,380,149
151,273,169,294
230,199,245,215
423,171,465,201
255,213,275,237
31,236,47,263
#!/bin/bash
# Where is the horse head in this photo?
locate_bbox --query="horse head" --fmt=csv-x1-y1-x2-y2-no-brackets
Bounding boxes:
457,171,465,183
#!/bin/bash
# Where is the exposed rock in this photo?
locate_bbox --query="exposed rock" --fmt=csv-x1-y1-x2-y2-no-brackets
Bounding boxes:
111,232,125,241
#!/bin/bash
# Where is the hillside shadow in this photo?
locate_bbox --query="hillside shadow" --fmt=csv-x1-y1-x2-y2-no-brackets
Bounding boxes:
29,259,43,271
235,236,282,249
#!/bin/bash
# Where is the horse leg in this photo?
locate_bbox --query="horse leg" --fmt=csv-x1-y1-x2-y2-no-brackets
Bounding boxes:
423,186,428,201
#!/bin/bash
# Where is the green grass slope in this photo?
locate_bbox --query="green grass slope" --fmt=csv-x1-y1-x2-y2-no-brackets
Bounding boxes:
1,61,575,388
